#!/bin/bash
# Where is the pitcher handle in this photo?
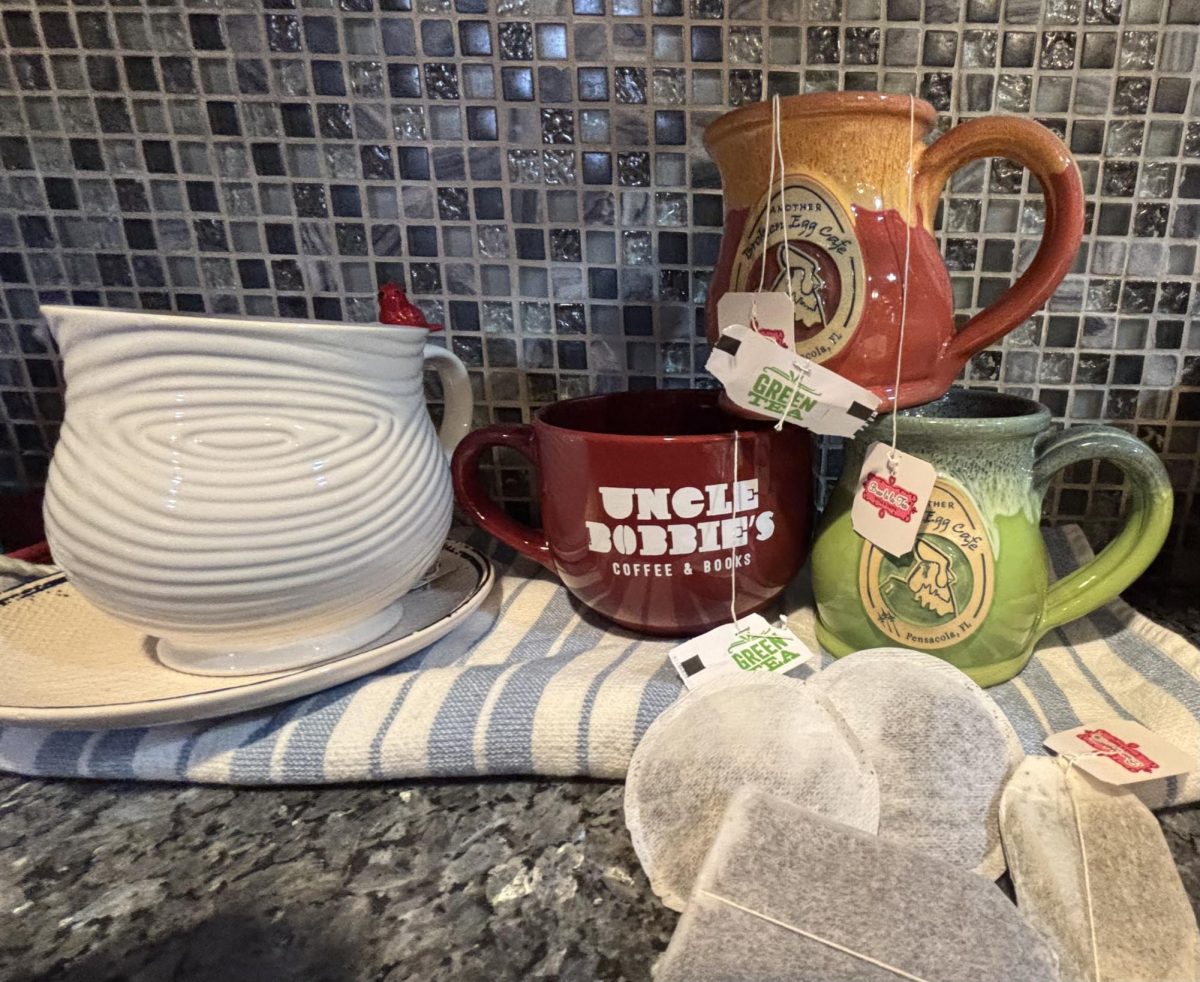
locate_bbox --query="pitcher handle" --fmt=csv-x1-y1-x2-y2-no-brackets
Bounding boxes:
423,344,473,455
1031,426,1173,636
915,117,1085,362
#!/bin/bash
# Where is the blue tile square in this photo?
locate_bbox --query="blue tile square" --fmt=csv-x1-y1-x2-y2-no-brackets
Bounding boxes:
474,187,505,219
577,67,608,101
398,146,431,180
467,106,498,140
654,111,685,144
388,64,421,98
583,151,612,184
422,20,456,56
690,26,722,61
459,21,492,55
408,226,439,256
311,61,346,96
303,16,339,53
502,66,534,101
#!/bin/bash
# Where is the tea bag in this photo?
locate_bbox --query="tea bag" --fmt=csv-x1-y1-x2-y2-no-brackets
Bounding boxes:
655,787,1059,982
1000,756,1200,982
810,648,1023,879
624,673,879,911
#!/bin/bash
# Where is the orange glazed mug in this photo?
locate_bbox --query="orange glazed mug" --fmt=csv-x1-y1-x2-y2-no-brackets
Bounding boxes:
705,93,1085,410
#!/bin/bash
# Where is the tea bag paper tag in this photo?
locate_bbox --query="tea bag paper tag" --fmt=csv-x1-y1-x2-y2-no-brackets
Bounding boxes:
850,442,937,557
668,613,815,691
716,292,794,351
1044,719,1198,786
706,325,879,438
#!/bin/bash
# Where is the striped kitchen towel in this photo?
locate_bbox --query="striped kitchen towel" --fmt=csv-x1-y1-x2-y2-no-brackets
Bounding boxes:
1,525,1199,804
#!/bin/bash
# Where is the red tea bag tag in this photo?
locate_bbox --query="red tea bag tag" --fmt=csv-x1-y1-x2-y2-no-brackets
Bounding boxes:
850,441,937,557
706,326,879,438
669,613,815,691
716,292,794,350
1044,719,1198,786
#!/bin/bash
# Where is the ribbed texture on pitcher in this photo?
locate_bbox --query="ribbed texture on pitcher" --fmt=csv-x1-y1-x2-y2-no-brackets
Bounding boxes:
42,308,452,652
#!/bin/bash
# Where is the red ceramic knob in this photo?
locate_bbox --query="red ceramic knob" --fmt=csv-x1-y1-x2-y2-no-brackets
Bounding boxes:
378,283,443,331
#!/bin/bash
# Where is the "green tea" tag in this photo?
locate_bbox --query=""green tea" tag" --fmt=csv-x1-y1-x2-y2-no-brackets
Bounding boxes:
668,613,815,690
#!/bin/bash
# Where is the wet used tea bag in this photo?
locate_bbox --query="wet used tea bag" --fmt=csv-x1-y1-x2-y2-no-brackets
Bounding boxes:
625,673,879,911
655,787,1059,982
1001,756,1200,982
810,648,1023,878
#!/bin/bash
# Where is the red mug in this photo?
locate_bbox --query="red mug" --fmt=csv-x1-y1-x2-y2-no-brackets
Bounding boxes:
705,93,1085,410
451,389,812,635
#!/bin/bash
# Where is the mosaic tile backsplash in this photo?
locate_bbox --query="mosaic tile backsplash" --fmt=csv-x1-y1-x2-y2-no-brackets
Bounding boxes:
0,0,1197,576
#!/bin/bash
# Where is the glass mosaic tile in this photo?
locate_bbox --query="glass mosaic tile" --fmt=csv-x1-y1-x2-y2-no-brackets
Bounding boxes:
0,0,1195,571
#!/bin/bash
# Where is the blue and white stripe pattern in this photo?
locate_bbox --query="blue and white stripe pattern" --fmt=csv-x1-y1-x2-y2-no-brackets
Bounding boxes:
1,525,1198,806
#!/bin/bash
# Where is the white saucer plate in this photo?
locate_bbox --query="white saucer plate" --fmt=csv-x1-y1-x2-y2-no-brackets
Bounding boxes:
0,540,493,730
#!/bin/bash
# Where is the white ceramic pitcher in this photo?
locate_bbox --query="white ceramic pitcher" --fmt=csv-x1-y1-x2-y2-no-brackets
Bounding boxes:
41,305,473,676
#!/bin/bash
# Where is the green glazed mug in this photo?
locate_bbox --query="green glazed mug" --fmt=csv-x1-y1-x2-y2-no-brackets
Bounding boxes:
811,389,1173,687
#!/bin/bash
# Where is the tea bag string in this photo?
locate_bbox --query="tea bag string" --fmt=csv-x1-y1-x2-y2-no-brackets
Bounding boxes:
1058,752,1105,982
728,429,742,631
753,96,779,302
763,94,811,432
888,94,918,474
770,94,794,312
698,891,934,982
752,95,797,337
727,431,787,634
772,366,809,432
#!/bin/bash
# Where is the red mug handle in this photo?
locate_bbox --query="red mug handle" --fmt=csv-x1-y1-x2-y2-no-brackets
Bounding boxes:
915,116,1085,361
450,424,553,569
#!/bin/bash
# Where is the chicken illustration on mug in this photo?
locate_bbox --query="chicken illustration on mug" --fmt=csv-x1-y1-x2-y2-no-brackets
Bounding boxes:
771,242,827,324
900,539,959,618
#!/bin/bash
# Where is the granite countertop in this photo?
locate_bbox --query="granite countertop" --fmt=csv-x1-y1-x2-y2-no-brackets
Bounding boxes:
2,586,1198,982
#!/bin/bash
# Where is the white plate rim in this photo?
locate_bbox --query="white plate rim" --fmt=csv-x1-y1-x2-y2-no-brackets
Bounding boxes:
0,539,494,730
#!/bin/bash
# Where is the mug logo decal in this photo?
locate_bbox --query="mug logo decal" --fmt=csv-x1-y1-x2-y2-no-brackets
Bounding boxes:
727,631,807,672
858,479,995,649
901,538,958,617
861,472,921,523
585,480,776,579
731,175,866,364
772,244,825,319
1076,729,1160,774
746,366,820,422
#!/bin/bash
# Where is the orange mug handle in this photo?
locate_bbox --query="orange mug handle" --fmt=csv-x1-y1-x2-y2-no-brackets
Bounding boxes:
916,117,1084,361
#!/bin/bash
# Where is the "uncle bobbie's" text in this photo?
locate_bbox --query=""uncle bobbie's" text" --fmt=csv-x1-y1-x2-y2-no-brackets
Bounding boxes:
585,480,775,557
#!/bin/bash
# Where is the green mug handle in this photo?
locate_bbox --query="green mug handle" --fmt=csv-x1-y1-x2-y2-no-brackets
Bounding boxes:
1031,425,1174,635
